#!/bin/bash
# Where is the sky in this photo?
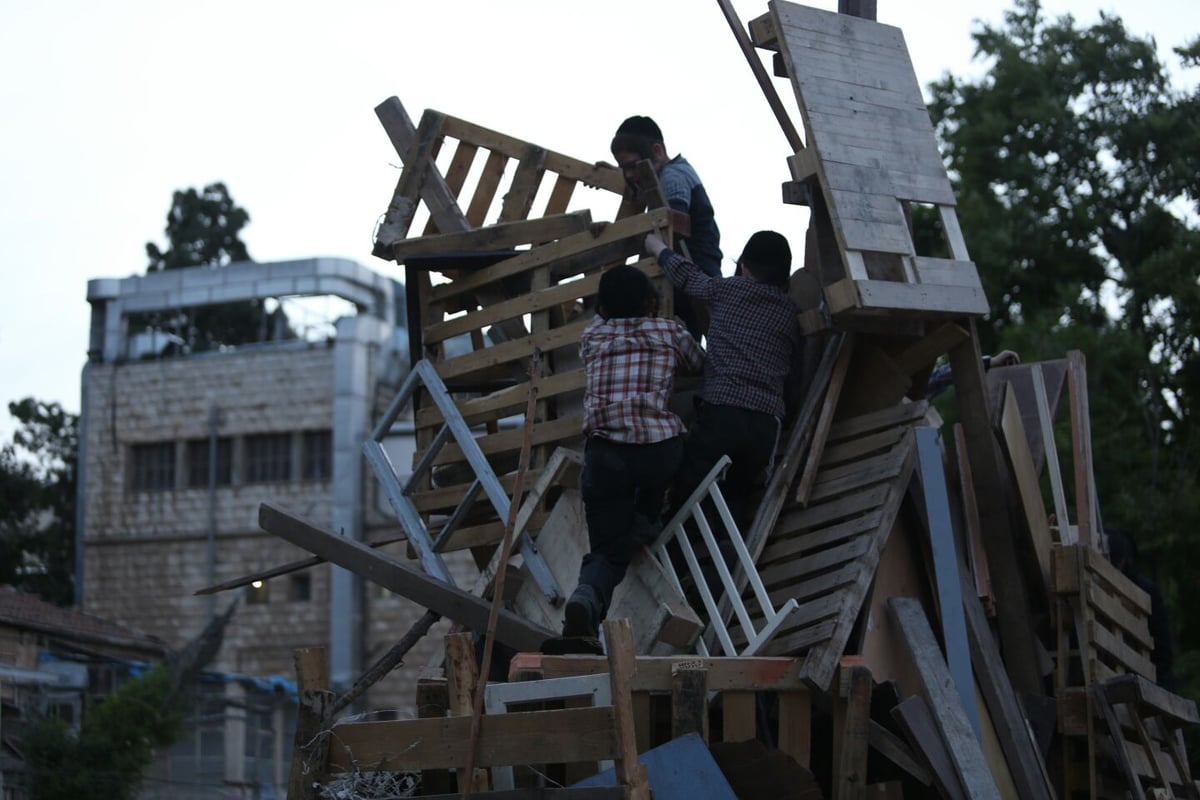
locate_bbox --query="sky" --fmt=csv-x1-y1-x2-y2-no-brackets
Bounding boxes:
0,0,1195,441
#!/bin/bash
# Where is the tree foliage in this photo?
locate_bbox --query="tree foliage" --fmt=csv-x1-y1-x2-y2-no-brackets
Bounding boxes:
0,399,77,605
925,0,1200,695
141,182,290,352
26,666,183,800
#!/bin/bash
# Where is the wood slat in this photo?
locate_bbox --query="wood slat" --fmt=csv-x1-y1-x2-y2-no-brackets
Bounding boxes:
415,369,586,429
326,706,618,772
424,257,654,345
428,208,667,304
393,211,591,260
435,317,591,382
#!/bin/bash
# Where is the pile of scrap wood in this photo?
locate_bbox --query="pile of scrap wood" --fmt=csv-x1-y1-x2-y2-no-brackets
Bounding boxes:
238,2,1200,798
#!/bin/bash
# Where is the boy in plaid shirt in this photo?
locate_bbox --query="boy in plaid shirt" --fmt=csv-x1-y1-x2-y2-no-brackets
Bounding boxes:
646,229,804,530
564,264,704,638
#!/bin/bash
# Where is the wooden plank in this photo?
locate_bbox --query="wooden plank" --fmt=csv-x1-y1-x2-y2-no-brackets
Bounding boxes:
374,110,448,249
795,335,855,504
716,0,804,152
888,597,1002,799
532,655,807,692
415,369,586,429
892,696,968,800
287,647,332,800
722,691,757,743
466,149,508,227
1032,364,1071,541
428,208,667,304
1101,674,1200,726
833,662,872,800
820,425,905,468
914,427,979,738
544,175,577,216
424,257,654,345
326,706,618,772
825,277,990,317
1067,350,1098,546
392,211,590,260
1085,581,1154,651
761,510,882,567
954,424,994,615
498,145,548,222
914,257,984,290
1000,382,1053,595
415,678,454,794
412,468,547,514
827,399,928,442
603,619,651,799
759,535,871,588
949,319,1044,698
439,114,626,195
445,632,489,792
774,484,888,537
779,690,812,768
671,665,709,741
1082,545,1152,616
435,317,591,381
1089,620,1156,680
258,503,554,651
374,98,468,236
962,569,1055,800
418,415,582,468
806,445,907,503
1092,684,1149,800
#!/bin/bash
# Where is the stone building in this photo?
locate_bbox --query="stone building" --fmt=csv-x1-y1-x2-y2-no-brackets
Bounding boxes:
78,258,463,797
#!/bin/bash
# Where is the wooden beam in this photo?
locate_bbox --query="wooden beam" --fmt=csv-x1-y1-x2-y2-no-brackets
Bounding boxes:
949,319,1044,698
446,633,489,793
258,503,554,652
603,619,651,799
832,661,872,800
888,597,1001,799
1067,350,1099,547
715,0,805,152
287,647,332,800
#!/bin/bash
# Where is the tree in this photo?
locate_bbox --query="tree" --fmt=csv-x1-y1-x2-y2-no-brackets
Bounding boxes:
923,0,1200,696
0,399,77,606
141,182,291,351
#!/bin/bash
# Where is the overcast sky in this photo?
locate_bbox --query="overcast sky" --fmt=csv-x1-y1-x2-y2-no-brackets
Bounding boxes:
1,0,1195,441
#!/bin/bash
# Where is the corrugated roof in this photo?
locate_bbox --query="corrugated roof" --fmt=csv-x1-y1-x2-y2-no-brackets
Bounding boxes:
0,585,167,655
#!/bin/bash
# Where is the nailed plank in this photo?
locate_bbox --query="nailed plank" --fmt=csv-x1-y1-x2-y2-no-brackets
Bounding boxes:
774,485,889,535
953,424,994,615
827,399,928,443
820,425,905,468
375,110,449,248
888,597,1001,800
603,619,651,798
391,211,591,260
417,415,582,468
833,661,872,799
1102,674,1200,726
761,510,882,567
532,655,807,692
258,503,553,651
825,277,989,316
466,149,508,227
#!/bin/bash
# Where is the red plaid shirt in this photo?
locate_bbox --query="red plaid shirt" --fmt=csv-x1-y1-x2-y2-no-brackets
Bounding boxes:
581,315,704,443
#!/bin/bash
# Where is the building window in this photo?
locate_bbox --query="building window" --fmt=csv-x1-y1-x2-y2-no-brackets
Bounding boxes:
246,580,269,605
130,442,176,491
288,574,311,602
244,433,292,483
185,437,233,488
302,430,333,481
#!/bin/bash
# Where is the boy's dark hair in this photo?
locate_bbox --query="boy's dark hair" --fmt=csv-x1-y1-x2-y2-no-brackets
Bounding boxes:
611,115,664,160
598,265,658,319
738,230,792,289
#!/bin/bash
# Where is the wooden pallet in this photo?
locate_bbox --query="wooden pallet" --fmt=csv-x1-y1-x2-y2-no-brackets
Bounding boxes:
1054,543,1200,798
745,400,924,689
748,2,988,320
291,621,650,800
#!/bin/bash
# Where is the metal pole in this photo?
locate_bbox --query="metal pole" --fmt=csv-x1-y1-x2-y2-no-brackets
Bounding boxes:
206,405,222,620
